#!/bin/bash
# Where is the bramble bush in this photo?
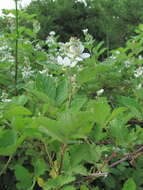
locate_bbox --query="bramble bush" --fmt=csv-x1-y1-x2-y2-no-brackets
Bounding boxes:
1,2,143,190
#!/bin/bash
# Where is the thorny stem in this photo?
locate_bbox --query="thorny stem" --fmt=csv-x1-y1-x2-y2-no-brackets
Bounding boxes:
67,76,72,108
14,0,19,95
65,68,73,109
86,145,143,179
58,144,67,174
43,141,58,175
110,145,143,168
74,145,143,187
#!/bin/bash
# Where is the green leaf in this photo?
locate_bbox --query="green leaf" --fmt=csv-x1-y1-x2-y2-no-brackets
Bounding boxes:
4,105,32,120
71,95,87,111
34,117,64,142
77,66,97,84
71,165,87,175
14,165,33,190
107,107,127,123
122,178,136,190
77,65,111,84
35,74,56,100
34,159,47,177
12,95,28,106
0,134,26,156
29,90,54,105
56,78,68,105
0,130,17,148
110,119,129,146
87,97,111,126
117,96,142,118
92,187,100,190
61,186,76,190
70,144,89,166
12,117,32,131
80,185,89,190
44,175,75,190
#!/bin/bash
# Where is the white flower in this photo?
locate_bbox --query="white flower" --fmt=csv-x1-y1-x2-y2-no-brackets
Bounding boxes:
80,53,90,59
7,13,15,18
2,99,11,103
124,60,131,67
97,89,104,96
82,28,88,34
110,55,116,60
57,56,78,67
39,70,48,74
75,57,83,62
69,43,84,55
115,50,120,55
56,38,90,68
22,66,34,78
138,55,143,59
134,67,143,78
49,31,56,36
136,84,142,89
68,43,90,60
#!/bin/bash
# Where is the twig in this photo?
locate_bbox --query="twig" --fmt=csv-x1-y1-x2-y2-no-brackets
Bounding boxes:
75,172,108,186
0,155,13,176
110,145,143,168
82,146,143,181
43,141,58,175
87,172,108,178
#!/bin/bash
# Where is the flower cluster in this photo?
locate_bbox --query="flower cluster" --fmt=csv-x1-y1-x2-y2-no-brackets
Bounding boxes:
134,66,143,78
57,37,90,67
21,66,35,79
124,60,131,68
0,92,11,103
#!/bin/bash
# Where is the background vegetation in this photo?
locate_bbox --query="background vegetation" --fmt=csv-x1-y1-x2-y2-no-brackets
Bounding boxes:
0,0,143,190
25,0,143,49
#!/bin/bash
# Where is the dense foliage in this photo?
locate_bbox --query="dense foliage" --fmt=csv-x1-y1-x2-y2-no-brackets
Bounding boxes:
25,0,143,49
1,1,143,190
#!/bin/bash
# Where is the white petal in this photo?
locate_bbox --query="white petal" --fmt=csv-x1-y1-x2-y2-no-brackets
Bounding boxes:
57,56,63,65
79,43,84,53
49,31,55,35
97,89,104,96
63,57,71,66
69,46,77,54
67,53,74,58
70,61,78,67
75,57,83,61
80,53,90,59
82,28,88,34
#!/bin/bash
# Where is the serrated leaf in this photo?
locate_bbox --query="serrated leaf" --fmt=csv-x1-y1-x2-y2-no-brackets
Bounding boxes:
14,165,33,190
56,78,68,105
61,186,76,190
71,95,87,111
4,105,32,120
35,74,56,100
87,97,111,126
122,178,136,190
0,134,26,156
107,107,127,123
0,130,17,148
71,165,87,175
80,185,89,190
34,159,47,177
44,175,75,190
77,65,111,84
